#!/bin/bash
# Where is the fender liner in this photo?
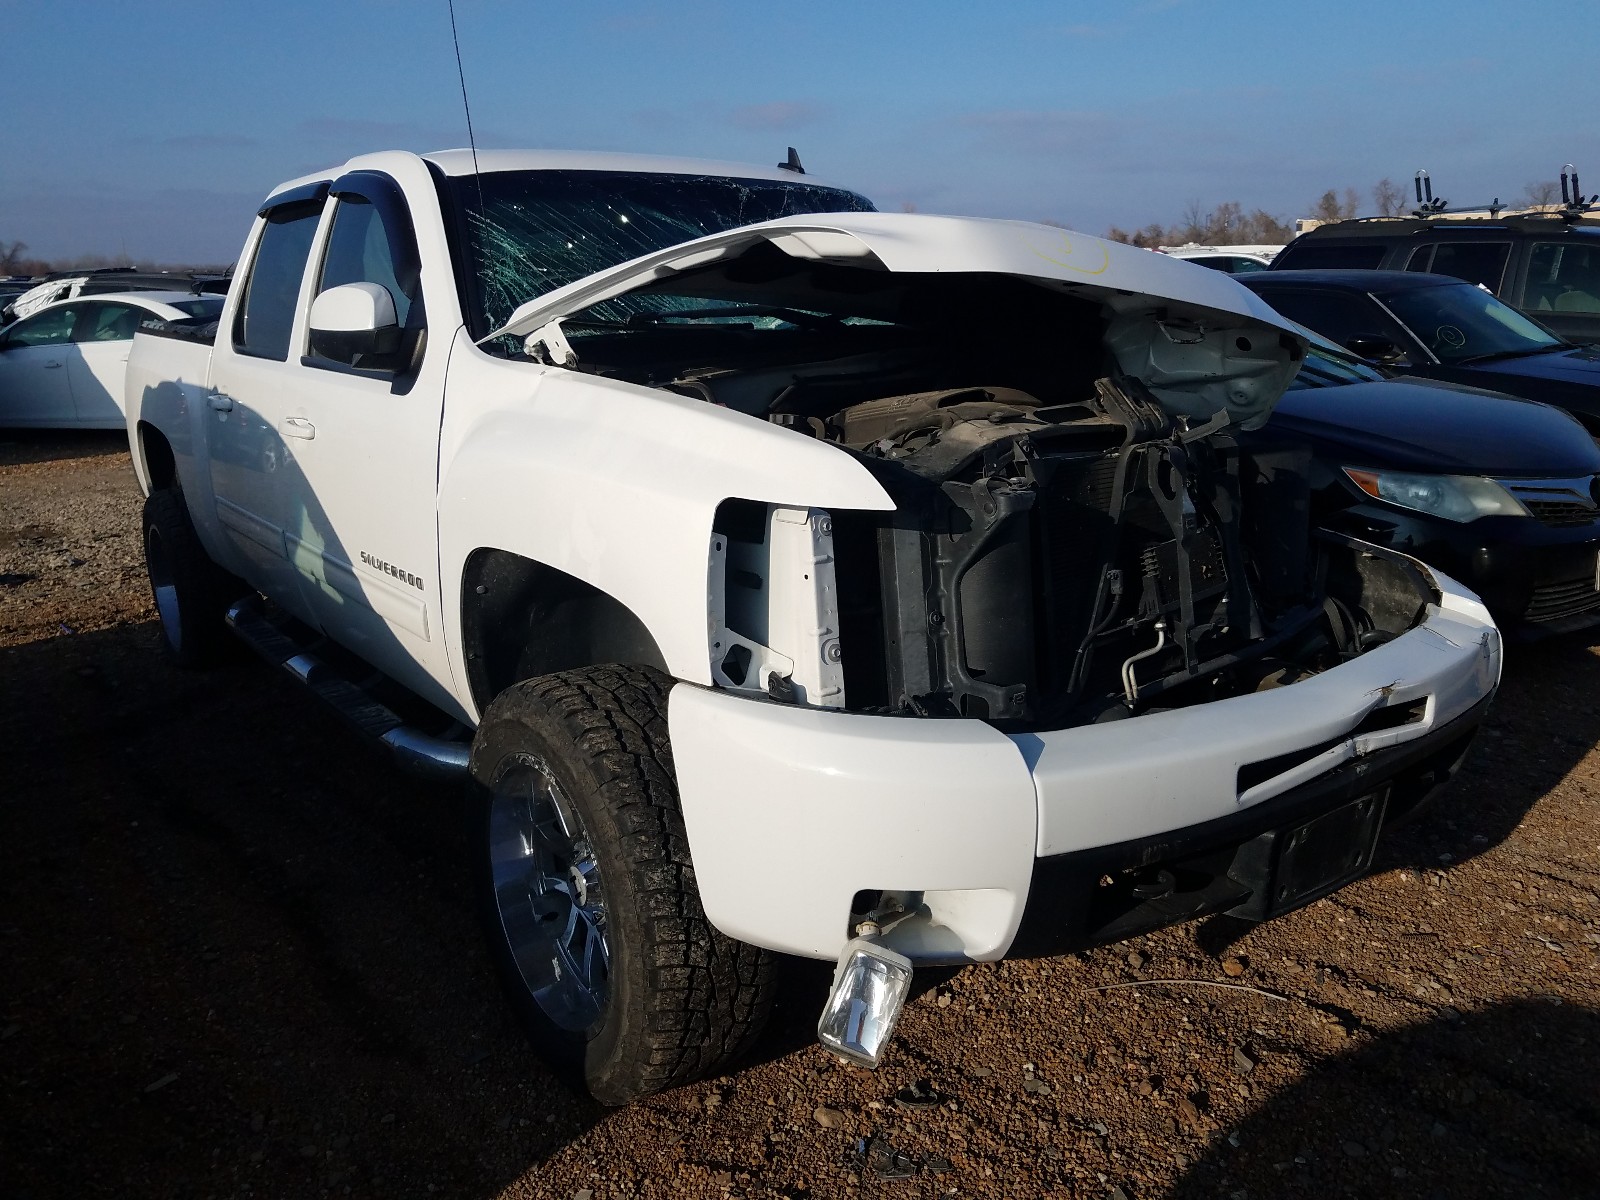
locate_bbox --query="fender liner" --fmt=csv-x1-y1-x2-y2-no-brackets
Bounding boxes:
461,548,667,711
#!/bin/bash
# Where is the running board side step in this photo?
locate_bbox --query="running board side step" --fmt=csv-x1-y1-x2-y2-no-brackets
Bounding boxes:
225,597,470,781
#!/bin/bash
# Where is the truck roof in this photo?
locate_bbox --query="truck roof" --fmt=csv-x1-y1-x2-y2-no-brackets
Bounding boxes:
263,148,845,208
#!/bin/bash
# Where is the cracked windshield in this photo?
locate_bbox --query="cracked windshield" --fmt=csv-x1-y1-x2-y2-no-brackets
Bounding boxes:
448,169,874,338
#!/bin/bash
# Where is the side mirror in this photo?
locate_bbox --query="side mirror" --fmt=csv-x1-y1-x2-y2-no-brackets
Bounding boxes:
307,282,400,366
1345,334,1407,365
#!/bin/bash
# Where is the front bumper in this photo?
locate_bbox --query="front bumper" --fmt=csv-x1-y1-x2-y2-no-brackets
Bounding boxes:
668,568,1500,963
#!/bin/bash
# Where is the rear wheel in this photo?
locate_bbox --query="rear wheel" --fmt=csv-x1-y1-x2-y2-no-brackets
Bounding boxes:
141,488,243,669
470,665,775,1104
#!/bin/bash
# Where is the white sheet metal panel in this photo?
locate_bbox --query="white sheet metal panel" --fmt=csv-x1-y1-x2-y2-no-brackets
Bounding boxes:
667,685,1039,962
488,211,1301,345
436,336,894,713
1021,572,1500,858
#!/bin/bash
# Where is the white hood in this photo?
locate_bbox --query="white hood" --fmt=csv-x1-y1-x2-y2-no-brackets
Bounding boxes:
483,212,1307,429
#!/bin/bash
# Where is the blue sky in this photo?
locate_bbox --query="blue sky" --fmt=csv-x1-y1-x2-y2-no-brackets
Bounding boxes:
2,0,1593,264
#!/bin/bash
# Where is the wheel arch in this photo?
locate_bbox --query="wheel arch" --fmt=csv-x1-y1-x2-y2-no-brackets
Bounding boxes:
135,420,177,495
460,548,669,714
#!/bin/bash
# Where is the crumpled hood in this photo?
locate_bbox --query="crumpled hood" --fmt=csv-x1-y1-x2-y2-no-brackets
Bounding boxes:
1270,376,1600,476
485,211,1307,430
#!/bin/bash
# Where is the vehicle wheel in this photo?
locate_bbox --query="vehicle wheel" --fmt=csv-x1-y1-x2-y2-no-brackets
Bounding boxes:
470,665,775,1104
141,488,242,668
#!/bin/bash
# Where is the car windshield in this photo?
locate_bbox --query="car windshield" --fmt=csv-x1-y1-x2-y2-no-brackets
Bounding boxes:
1286,344,1386,390
442,169,876,339
1378,281,1564,364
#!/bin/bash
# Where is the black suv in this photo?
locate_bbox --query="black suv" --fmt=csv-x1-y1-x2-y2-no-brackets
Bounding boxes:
1270,214,1600,345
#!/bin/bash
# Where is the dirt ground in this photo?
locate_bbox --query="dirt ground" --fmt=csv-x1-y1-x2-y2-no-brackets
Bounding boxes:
2,431,1597,1200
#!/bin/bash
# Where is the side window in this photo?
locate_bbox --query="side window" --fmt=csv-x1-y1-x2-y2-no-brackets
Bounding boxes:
73,302,144,342
1428,241,1510,290
233,200,324,361
316,194,420,329
5,305,80,348
1254,288,1388,347
1277,241,1387,270
1528,242,1600,314
1405,245,1435,272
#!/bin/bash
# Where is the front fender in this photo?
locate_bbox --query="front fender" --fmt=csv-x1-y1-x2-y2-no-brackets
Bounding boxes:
436,343,893,713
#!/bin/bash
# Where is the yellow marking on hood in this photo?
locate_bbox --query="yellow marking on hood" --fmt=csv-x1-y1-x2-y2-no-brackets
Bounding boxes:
1024,229,1111,276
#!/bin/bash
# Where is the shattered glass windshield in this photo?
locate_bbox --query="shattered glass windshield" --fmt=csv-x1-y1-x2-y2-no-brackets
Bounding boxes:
443,170,875,338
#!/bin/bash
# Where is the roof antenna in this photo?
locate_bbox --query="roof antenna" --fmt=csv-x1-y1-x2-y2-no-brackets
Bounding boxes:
447,0,486,213
778,146,805,175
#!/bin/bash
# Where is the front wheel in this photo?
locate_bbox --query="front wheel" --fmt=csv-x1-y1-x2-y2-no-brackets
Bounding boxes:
470,665,775,1104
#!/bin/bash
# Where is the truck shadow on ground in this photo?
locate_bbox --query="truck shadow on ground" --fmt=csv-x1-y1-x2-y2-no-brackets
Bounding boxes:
1167,998,1600,1199
5,612,1598,1195
0,620,604,1200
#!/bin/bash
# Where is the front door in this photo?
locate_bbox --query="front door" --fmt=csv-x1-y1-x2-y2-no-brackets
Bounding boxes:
0,304,82,426
269,175,454,712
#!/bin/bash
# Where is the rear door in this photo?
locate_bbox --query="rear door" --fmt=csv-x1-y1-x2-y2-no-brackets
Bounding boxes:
66,300,144,425
1402,240,1512,291
1521,240,1600,344
203,192,328,619
0,304,82,425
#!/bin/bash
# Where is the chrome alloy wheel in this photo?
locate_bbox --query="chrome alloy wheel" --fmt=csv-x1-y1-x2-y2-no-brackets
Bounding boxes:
145,523,184,654
488,755,610,1030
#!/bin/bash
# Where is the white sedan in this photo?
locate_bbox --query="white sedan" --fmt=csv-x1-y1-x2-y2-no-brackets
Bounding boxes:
0,291,224,428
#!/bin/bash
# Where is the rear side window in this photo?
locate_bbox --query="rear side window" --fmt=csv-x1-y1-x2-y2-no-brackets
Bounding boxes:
233,200,324,360
1275,241,1387,270
1527,242,1600,315
74,302,144,342
1407,241,1510,290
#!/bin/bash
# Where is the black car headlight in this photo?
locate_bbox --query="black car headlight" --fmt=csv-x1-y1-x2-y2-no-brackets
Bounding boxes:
1344,468,1530,522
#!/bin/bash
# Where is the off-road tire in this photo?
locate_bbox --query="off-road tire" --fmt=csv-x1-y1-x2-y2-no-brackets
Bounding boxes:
141,488,244,669
470,665,776,1104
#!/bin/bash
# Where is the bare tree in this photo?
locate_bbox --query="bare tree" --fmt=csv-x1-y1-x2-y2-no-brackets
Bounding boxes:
1177,199,1210,243
1310,189,1360,225
1372,178,1407,217
0,240,28,274
1104,203,1292,248
1522,180,1560,210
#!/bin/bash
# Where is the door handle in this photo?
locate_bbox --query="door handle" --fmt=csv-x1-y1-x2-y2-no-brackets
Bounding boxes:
43,361,63,369
207,391,234,412
282,416,316,440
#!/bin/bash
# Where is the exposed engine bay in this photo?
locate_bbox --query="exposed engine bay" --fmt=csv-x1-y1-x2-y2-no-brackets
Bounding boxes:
514,246,1439,730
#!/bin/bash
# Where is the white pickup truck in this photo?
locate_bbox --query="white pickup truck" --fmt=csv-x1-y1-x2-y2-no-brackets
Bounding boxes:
126,149,1501,1103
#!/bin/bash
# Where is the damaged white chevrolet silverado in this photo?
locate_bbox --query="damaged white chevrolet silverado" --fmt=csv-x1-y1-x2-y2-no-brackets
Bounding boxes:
125,149,1501,1103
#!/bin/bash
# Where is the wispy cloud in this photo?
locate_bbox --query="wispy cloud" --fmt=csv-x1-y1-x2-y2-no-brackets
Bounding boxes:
162,133,258,150
295,117,446,143
959,109,1126,155
729,101,826,132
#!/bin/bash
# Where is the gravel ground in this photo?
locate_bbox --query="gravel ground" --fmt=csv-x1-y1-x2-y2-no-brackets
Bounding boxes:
1,431,1597,1200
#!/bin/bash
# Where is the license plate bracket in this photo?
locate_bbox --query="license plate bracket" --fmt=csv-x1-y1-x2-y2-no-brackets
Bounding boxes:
1226,790,1389,921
